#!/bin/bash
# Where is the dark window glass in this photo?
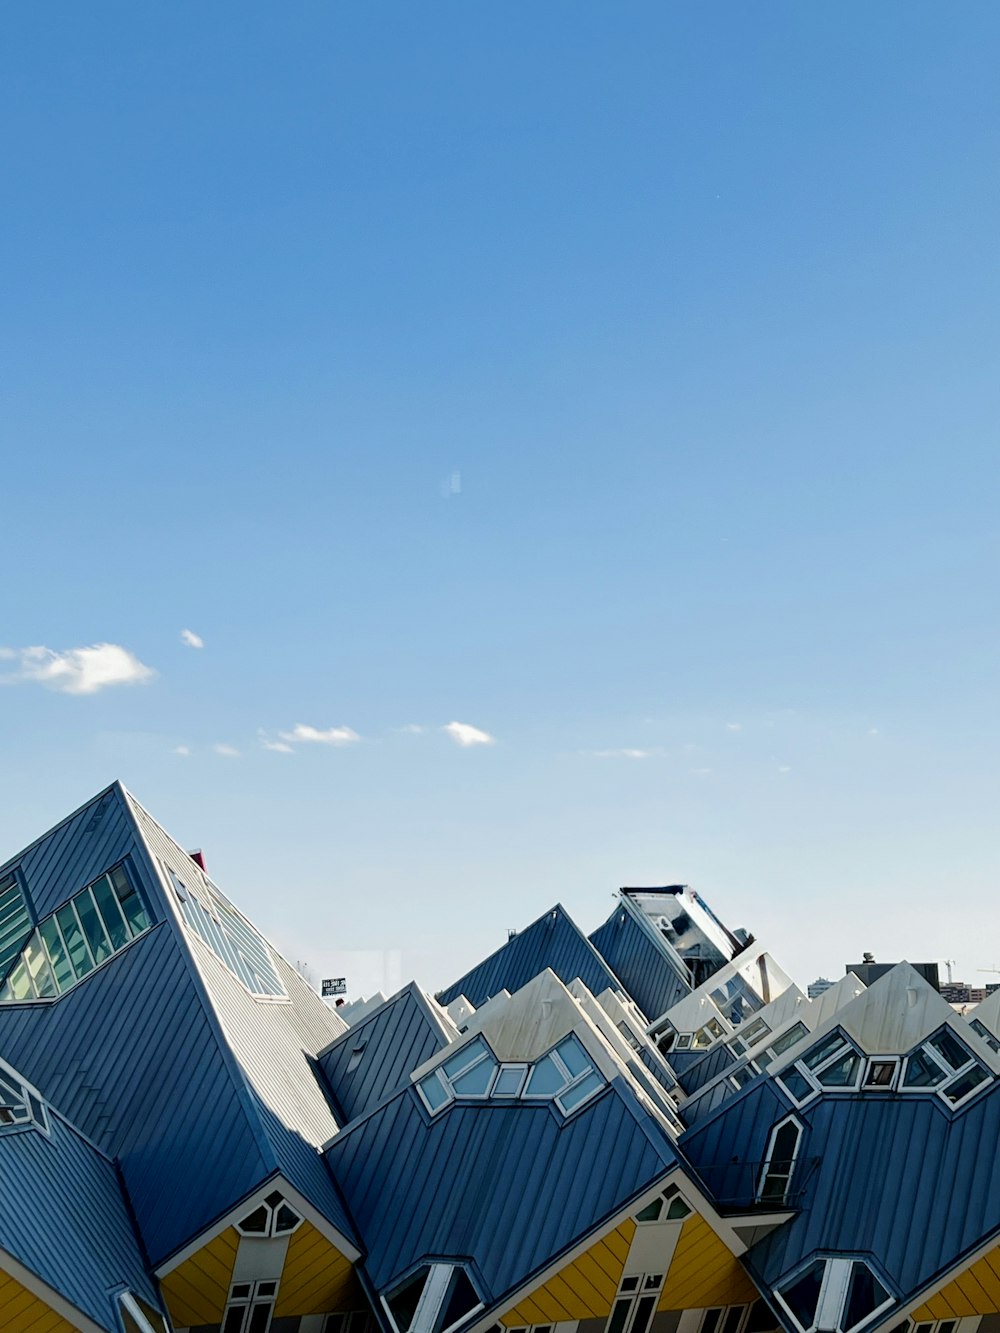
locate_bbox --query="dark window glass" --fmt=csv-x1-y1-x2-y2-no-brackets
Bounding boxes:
606,1298,633,1333
722,1309,745,1333
55,904,93,979
223,1308,247,1333
802,1032,846,1071
248,1300,274,1333
843,1262,888,1331
779,1069,813,1103
903,1048,946,1088
387,1268,429,1333
38,922,74,997
433,1269,479,1333
745,1300,780,1333
91,876,131,950
635,1200,663,1222
74,888,113,964
274,1204,300,1233
631,1295,657,1333
770,1023,808,1057
779,1260,826,1331
943,1066,990,1104
110,865,151,936
701,1310,723,1333
928,1030,969,1071
239,1205,269,1234
816,1052,861,1088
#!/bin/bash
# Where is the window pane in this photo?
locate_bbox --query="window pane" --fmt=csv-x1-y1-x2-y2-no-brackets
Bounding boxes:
525,1054,565,1096
556,1035,591,1079
701,1311,723,1333
56,904,94,979
450,1057,494,1096
91,876,131,950
23,934,57,998
433,1269,479,1333
635,1199,663,1222
631,1295,657,1333
558,1069,603,1111
7,958,32,1001
74,888,113,964
943,1066,990,1104
928,1030,969,1072
843,1262,888,1331
111,865,151,936
387,1267,429,1333
38,917,74,992
442,1037,488,1079
802,1032,846,1070
491,1065,526,1097
779,1260,826,1331
778,1069,813,1103
222,1308,247,1333
606,1298,633,1333
816,1052,861,1088
274,1204,300,1232
247,1302,273,1333
722,1308,745,1333
239,1205,269,1234
902,1049,946,1089
419,1073,450,1110
666,1197,691,1219
769,1023,808,1057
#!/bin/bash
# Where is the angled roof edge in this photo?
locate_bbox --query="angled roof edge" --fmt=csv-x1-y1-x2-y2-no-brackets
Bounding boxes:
154,1168,362,1277
436,901,628,1004
461,1161,721,1333
0,780,122,879
873,1216,1000,1332
0,1248,106,1333
316,980,451,1060
610,892,694,993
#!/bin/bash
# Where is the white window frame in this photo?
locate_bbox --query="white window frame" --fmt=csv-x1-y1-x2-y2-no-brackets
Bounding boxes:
223,1279,278,1333
862,1057,901,1091
489,1063,529,1098
900,1030,992,1109
774,1258,894,1333
235,1191,303,1238
776,1032,864,1107
756,1115,803,1205
417,1037,497,1114
607,1273,665,1333
382,1263,483,1333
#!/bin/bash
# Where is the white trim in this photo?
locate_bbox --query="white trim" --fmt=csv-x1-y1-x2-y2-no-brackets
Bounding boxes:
756,1115,803,1205
0,1250,105,1333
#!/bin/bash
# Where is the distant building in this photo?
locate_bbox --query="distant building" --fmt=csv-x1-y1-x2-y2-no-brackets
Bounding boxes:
808,976,834,999
940,982,988,1005
846,952,940,990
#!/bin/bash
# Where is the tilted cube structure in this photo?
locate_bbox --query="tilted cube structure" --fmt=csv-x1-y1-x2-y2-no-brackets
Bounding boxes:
0,782,998,1333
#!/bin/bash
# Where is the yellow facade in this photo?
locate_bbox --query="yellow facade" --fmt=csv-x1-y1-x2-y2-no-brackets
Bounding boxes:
0,1270,77,1333
501,1221,637,1325
658,1216,758,1312
159,1225,240,1328
274,1220,363,1318
912,1245,1000,1320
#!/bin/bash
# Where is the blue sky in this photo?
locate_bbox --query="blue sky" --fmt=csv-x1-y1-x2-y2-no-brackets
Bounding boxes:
2,3,999,998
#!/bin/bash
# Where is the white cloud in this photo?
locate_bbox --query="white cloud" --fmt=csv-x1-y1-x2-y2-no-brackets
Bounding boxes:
180,628,204,649
590,748,650,760
778,765,792,773
399,724,425,734
279,723,361,747
214,743,241,757
726,722,743,731
689,766,714,776
263,740,294,753
173,745,191,757
0,643,155,694
443,721,495,748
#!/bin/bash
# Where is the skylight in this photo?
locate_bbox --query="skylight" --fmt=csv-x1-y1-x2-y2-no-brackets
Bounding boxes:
166,865,286,999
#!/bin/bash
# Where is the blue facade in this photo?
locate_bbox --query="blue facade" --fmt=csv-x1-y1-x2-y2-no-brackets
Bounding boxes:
437,904,623,1011
589,904,690,1022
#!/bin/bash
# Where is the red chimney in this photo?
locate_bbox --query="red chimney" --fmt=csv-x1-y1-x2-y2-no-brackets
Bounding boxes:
189,849,207,872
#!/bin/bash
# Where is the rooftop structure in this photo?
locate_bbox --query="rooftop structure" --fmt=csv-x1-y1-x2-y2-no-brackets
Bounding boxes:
1,782,999,1333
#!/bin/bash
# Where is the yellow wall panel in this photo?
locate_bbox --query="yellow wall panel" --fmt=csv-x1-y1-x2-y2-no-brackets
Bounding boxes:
501,1221,637,1325
160,1226,240,1327
274,1220,362,1318
658,1217,758,1312
0,1270,77,1333
912,1245,1000,1321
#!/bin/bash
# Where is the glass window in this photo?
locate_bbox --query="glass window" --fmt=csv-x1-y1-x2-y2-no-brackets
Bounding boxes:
816,1052,862,1089
524,1053,565,1096
491,1064,527,1097
557,1034,591,1079
111,865,151,936
418,1072,450,1111
769,1023,808,1058
451,1058,494,1097
55,904,94,980
778,1261,825,1331
635,1199,663,1223
970,1019,1000,1054
0,876,32,978
557,1069,603,1112
759,1119,801,1205
942,1065,990,1105
91,875,131,951
928,1030,970,1072
802,1031,847,1071
902,1048,946,1088
38,918,73,991
778,1069,813,1104
434,1269,480,1333
74,887,113,964
843,1262,890,1332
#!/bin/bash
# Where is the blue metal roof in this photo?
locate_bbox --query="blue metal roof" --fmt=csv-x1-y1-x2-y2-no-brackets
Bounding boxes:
318,983,449,1125
681,1069,1000,1308
0,1111,159,1330
326,1075,677,1303
676,1042,735,1096
589,905,690,1022
437,904,622,1011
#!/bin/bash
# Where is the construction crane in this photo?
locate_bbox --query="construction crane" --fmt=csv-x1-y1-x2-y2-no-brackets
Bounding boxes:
941,959,957,984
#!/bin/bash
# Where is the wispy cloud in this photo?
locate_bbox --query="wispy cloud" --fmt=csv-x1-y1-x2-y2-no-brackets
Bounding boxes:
0,643,155,694
443,721,495,748
180,628,204,649
590,747,650,759
258,729,294,753
173,745,191,757
441,470,462,498
726,722,743,731
279,723,361,747
689,766,714,775
214,743,240,757
398,724,425,735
